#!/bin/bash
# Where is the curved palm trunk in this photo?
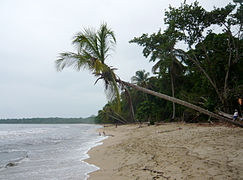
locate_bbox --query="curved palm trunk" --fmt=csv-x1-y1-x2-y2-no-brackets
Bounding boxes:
120,80,243,128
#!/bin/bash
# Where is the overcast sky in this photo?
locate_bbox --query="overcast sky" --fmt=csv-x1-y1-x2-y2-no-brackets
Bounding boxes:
0,0,230,119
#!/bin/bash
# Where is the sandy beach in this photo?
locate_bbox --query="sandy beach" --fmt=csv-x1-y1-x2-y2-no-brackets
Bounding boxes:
85,123,243,180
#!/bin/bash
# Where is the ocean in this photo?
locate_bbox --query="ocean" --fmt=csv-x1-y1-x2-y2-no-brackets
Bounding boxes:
0,124,106,180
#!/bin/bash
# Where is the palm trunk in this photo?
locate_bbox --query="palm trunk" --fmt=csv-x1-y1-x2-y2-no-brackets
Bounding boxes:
170,69,176,120
107,114,127,124
120,80,243,128
114,112,128,123
124,87,136,122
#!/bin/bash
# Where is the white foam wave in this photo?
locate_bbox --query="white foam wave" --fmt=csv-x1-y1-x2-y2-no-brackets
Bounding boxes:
0,128,52,138
82,136,108,180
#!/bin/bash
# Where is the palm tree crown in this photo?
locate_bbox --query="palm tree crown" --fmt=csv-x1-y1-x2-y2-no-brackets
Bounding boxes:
55,23,121,112
56,23,116,72
131,70,150,87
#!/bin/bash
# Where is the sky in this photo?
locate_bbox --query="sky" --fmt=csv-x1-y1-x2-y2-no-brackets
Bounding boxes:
0,0,231,119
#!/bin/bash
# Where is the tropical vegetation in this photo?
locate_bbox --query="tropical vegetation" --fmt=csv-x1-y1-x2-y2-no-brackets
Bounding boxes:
56,0,243,127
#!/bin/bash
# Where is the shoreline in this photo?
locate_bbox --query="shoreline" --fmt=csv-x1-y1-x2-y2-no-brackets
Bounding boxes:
82,126,108,180
82,141,103,180
84,124,128,179
85,123,243,179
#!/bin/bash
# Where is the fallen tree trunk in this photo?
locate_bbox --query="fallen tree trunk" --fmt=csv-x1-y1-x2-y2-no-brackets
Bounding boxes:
120,80,243,128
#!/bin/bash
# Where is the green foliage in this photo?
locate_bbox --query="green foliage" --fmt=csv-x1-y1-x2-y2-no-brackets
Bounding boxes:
129,0,243,116
131,70,150,87
136,101,154,122
64,1,243,124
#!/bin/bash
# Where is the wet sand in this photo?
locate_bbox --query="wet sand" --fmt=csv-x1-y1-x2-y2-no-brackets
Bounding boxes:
85,123,243,180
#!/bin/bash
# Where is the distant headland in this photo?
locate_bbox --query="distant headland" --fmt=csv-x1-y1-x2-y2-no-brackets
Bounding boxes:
0,116,96,124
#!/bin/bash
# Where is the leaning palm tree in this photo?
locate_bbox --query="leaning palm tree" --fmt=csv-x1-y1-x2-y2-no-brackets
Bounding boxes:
56,23,121,112
56,23,243,128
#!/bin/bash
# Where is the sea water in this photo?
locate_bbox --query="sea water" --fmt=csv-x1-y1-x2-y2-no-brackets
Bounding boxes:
0,124,106,180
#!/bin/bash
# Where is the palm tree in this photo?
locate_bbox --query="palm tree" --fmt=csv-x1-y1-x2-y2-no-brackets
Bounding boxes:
131,70,150,87
152,55,184,120
56,23,243,128
131,69,150,102
56,23,121,112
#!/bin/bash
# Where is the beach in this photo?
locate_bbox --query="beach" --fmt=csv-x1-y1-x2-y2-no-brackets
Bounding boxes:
86,123,243,180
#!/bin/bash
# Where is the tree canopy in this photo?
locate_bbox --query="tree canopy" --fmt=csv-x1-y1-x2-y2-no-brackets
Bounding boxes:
96,0,243,124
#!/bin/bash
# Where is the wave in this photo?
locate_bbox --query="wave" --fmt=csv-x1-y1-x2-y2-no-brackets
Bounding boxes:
0,150,28,170
0,128,52,139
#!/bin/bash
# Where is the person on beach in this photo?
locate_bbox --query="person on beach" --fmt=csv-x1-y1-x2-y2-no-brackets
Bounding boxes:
233,109,238,121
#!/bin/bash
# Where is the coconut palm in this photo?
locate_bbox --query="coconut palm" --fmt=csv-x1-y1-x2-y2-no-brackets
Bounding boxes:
56,23,121,112
131,70,150,87
131,69,150,105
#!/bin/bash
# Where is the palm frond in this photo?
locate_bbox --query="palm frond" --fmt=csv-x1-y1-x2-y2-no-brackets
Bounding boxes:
94,59,105,74
94,76,104,85
72,28,101,60
97,23,116,63
131,70,150,86
56,52,91,71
